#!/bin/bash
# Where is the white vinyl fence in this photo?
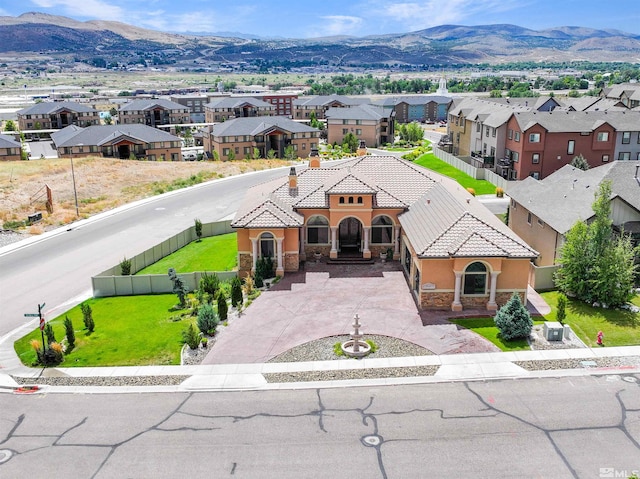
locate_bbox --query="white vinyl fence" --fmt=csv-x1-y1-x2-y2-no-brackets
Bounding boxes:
431,146,508,190
92,220,237,297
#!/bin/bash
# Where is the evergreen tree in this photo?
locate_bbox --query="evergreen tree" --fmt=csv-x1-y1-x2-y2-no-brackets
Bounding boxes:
570,154,590,171
217,290,228,321
494,293,533,341
64,316,75,350
231,276,244,308
196,303,219,335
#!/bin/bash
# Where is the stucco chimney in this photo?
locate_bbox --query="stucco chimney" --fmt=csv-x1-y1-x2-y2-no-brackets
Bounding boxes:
289,166,297,191
308,147,320,168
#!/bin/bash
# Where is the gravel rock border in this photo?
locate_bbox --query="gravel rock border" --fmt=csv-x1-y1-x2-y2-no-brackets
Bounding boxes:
265,366,439,383
514,356,640,371
12,375,189,387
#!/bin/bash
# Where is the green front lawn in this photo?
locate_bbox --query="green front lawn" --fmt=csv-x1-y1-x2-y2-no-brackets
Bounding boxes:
414,153,497,195
541,291,640,347
14,295,192,367
136,232,237,274
449,317,544,351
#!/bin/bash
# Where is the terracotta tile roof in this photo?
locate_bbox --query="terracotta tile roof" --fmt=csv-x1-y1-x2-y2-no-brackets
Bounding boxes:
234,155,538,259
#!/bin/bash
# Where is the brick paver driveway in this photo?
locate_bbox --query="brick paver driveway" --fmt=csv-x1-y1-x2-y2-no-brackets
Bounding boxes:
202,262,498,364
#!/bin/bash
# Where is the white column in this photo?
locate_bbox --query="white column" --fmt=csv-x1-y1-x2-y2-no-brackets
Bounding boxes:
488,271,500,307
330,226,338,253
453,271,463,307
276,238,284,272
394,226,400,256
251,238,258,273
363,226,370,253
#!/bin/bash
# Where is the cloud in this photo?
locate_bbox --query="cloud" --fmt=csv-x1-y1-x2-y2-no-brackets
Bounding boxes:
320,15,363,36
31,0,124,21
136,6,258,34
380,0,520,31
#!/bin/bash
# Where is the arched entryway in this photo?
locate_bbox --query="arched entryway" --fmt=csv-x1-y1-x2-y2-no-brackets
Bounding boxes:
338,217,362,256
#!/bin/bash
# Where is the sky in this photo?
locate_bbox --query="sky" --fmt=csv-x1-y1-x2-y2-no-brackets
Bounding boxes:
0,0,638,39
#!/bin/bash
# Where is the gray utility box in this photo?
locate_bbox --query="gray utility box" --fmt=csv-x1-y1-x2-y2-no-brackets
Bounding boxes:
543,321,564,341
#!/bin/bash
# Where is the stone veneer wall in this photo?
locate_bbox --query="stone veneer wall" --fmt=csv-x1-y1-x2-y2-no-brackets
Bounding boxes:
461,296,490,309
284,253,299,271
238,253,253,277
369,244,394,257
304,245,331,258
421,292,455,309
495,291,525,307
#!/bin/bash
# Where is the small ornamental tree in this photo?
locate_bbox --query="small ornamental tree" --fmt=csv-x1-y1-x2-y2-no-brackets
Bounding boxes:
556,293,567,324
80,302,95,333
120,257,132,275
217,290,228,321
199,273,220,301
182,324,200,350
44,322,56,345
230,276,243,308
194,218,203,242
64,316,75,350
196,303,219,335
173,276,188,308
494,293,533,341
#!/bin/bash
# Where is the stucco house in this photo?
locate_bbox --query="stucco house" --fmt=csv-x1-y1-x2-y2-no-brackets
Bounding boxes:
232,155,537,311
51,124,183,160
507,161,640,268
0,134,22,161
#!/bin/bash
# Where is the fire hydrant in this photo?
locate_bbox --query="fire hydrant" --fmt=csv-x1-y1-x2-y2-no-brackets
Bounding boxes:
596,331,604,346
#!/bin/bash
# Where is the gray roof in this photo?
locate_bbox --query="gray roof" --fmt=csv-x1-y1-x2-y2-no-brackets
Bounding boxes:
210,117,319,137
507,161,640,234
233,155,537,259
205,97,273,109
372,95,452,107
18,101,96,115
325,104,389,121
449,97,528,128
293,94,364,107
0,133,21,148
51,124,180,148
512,110,640,133
119,99,188,112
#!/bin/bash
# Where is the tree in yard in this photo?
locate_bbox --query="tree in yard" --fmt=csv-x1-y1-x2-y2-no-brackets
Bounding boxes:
231,276,243,308
284,144,297,160
44,323,56,345
227,149,235,161
555,180,638,307
199,273,220,301
103,114,113,125
64,316,75,350
194,218,203,241
173,276,188,308
4,119,16,131
196,303,219,335
489,89,503,98
494,293,533,341
252,147,261,160
183,128,193,147
80,302,95,333
570,154,590,171
267,149,276,159
217,290,228,321
556,293,567,324
342,132,358,153
109,107,118,117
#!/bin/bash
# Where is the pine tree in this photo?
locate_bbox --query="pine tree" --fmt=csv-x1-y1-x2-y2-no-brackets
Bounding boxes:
231,277,243,308
494,293,533,341
217,290,228,321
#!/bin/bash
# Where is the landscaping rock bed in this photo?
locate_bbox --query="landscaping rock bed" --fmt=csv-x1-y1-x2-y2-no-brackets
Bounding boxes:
264,366,439,383
529,324,586,350
514,356,640,371
12,375,189,387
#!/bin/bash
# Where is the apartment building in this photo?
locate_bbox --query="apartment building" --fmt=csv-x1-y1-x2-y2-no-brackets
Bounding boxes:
17,101,100,130
118,99,190,127
325,104,395,148
204,97,275,123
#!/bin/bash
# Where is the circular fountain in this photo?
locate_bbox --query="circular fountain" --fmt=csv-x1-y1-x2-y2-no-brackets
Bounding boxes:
341,314,371,358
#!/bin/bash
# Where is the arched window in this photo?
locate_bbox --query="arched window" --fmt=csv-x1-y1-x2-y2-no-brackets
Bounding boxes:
259,232,275,258
371,215,393,243
307,216,329,244
348,196,354,204
339,196,345,204
357,196,363,204
463,262,488,295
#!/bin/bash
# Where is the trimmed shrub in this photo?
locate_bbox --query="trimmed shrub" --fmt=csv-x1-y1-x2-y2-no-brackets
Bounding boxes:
173,276,188,308
199,273,220,301
217,290,228,321
120,257,132,275
182,324,200,350
231,276,243,308
64,316,75,350
494,293,533,341
196,303,219,335
254,271,264,289
194,218,203,241
466,187,476,196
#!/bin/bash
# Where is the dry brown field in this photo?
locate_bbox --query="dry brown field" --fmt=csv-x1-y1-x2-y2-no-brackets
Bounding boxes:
0,157,292,233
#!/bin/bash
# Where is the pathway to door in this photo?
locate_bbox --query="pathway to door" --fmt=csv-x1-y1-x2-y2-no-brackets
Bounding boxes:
202,263,499,365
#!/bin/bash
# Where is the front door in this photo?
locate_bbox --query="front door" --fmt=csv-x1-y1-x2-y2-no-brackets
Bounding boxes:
338,218,362,256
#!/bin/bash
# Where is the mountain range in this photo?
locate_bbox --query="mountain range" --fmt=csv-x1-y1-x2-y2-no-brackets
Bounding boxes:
2,12,640,68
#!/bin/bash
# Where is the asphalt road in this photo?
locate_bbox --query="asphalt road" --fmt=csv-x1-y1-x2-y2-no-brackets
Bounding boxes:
0,166,291,337
1,375,639,478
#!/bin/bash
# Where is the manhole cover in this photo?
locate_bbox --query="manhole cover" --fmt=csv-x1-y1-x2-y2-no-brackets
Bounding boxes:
0,449,13,464
622,376,638,383
362,435,382,447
